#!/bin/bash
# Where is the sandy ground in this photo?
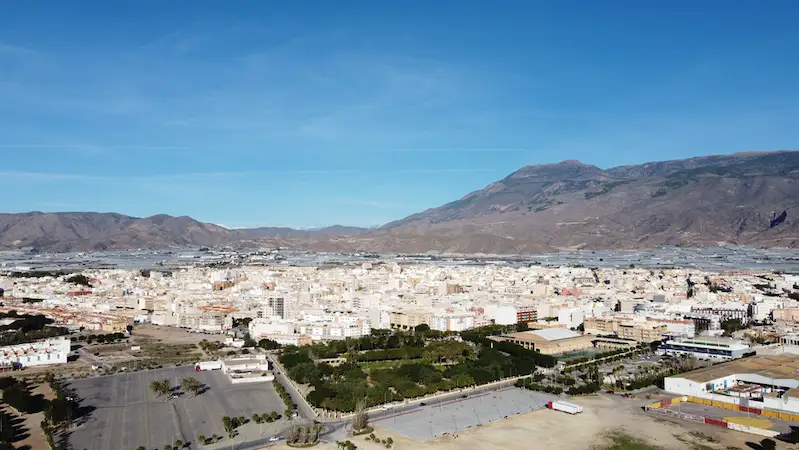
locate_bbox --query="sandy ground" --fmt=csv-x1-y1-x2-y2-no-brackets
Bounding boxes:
283,394,794,450
130,324,227,345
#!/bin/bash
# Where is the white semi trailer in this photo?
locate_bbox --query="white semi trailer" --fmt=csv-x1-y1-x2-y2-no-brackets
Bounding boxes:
195,360,223,371
547,400,583,414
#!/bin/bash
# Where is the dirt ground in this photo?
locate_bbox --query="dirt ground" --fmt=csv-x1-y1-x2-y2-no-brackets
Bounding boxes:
130,324,227,345
2,383,55,450
295,394,794,450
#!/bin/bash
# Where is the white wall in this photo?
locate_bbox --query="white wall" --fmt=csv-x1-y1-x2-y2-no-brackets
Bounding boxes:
493,306,518,326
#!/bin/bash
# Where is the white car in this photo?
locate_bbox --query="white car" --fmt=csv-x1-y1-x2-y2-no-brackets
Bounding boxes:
268,436,280,442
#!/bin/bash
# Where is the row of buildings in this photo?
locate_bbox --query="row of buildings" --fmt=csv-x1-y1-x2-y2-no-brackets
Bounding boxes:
2,263,799,361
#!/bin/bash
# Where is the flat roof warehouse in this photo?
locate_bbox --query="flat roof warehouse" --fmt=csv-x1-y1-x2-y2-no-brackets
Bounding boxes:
664,353,799,414
678,354,799,386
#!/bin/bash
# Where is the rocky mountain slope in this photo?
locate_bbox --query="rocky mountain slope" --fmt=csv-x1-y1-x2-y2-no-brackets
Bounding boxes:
0,212,237,252
379,151,799,251
1,151,797,253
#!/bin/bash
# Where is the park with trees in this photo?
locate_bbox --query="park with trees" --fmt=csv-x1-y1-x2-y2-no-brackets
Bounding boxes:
278,325,558,412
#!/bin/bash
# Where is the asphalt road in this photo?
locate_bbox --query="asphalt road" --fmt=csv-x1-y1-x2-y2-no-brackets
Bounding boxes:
266,354,317,421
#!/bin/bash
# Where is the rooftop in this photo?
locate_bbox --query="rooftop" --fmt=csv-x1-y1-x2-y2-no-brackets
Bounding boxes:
222,357,267,367
675,354,799,384
523,328,581,341
666,338,750,350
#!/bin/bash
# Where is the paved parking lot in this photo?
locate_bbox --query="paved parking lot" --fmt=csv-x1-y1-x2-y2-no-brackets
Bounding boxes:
373,387,558,441
66,366,286,450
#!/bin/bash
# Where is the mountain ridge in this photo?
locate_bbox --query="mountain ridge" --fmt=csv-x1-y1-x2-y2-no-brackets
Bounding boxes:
2,150,797,253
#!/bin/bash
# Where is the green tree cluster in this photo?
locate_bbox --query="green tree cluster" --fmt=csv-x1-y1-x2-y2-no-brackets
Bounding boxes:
197,434,220,446
286,423,323,447
721,318,747,337
273,380,296,416
258,338,281,350
283,333,554,412
336,441,358,450
2,379,46,413
222,415,249,437
251,411,280,423
180,377,203,397
149,379,172,399
82,332,127,344
65,274,92,287
354,347,425,362
515,378,563,395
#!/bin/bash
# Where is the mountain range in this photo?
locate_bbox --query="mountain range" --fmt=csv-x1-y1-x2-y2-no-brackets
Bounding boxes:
2,151,797,253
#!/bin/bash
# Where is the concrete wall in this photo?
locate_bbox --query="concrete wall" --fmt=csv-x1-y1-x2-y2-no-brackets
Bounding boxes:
229,374,275,384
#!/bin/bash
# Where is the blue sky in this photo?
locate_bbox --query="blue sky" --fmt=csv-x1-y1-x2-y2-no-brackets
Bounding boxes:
1,1,797,228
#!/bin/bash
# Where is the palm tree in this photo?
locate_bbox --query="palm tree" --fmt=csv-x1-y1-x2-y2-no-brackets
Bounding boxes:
164,445,173,450
181,377,203,397
198,435,206,446
352,400,369,433
211,434,219,442
149,379,170,399
175,439,183,448
137,447,146,450
149,380,163,398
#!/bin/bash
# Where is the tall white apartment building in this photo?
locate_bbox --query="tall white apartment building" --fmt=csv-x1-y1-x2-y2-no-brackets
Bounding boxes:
429,312,475,332
296,320,371,341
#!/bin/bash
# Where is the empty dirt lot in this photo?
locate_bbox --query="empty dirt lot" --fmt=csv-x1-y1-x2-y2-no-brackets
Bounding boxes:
355,394,795,450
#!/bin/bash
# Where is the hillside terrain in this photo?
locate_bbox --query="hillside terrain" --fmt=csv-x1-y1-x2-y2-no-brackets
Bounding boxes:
1,151,797,253
376,151,799,252
0,212,238,252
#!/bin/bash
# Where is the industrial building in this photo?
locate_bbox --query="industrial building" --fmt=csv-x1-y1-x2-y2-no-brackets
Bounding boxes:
664,353,799,413
0,337,70,368
220,356,274,383
657,338,754,360
490,328,594,355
